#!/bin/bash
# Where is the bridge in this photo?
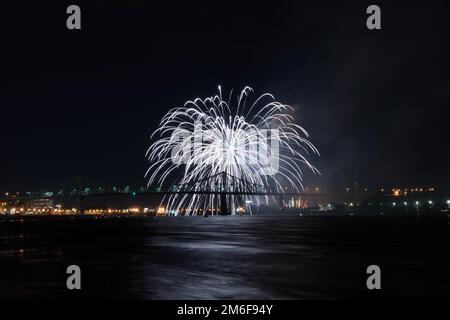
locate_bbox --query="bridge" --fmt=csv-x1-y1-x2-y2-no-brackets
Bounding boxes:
2,174,359,214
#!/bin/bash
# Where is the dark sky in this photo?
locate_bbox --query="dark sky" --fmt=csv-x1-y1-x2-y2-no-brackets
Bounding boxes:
1,0,450,193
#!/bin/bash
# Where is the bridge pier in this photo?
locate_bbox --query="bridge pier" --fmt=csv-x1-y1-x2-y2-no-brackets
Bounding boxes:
220,193,229,215
214,193,220,215
76,195,85,214
278,194,284,210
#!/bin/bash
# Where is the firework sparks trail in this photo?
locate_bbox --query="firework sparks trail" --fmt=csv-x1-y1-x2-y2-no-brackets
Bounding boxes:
145,86,319,215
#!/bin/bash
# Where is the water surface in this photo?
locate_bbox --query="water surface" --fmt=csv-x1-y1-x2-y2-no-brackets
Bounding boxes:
0,215,449,299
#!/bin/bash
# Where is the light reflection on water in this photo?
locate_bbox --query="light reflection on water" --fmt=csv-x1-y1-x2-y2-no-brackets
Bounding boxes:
0,215,449,299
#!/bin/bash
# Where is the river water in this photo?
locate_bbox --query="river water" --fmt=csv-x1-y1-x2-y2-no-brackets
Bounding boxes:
0,215,449,299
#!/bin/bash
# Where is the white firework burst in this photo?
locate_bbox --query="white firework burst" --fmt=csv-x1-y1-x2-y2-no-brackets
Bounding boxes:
145,86,319,215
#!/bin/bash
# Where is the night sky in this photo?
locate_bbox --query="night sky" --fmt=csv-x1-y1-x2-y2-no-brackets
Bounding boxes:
2,0,450,193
